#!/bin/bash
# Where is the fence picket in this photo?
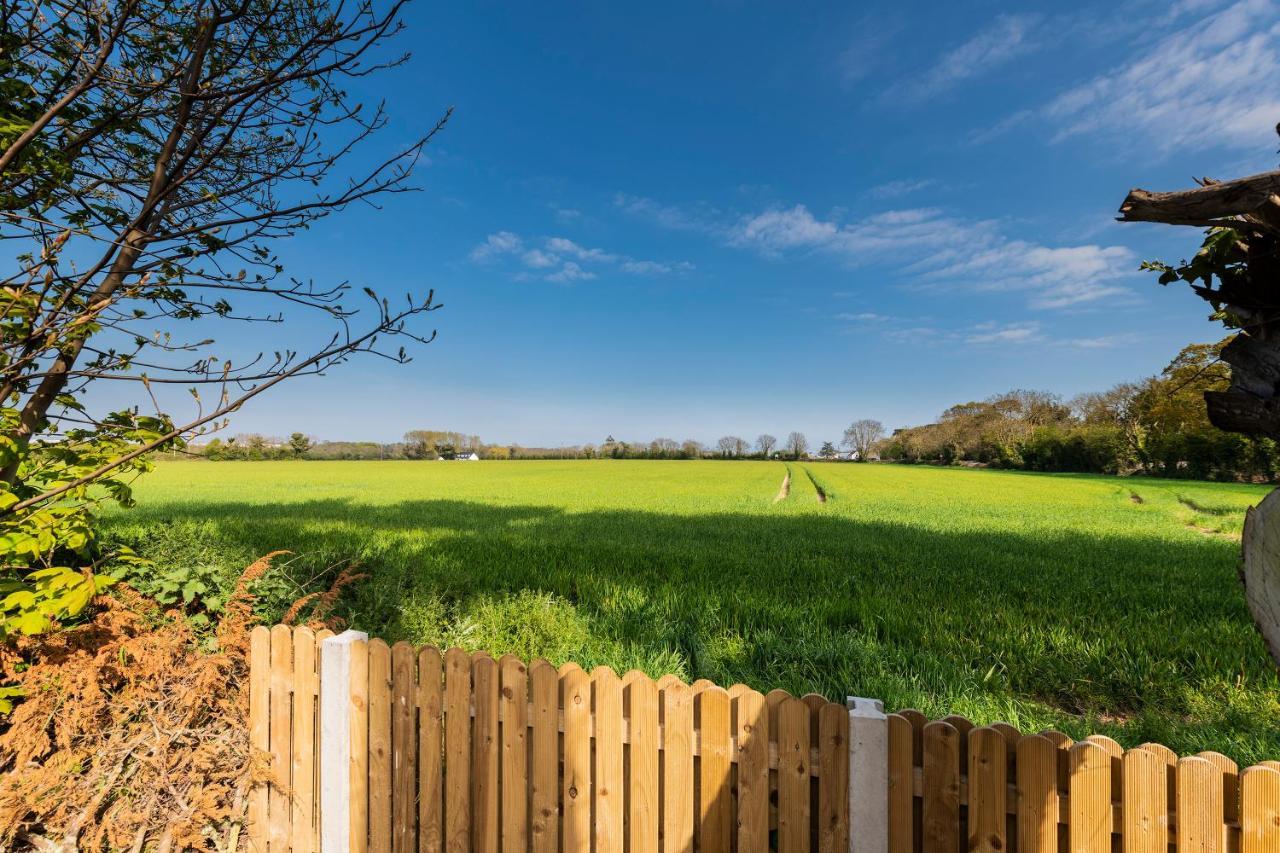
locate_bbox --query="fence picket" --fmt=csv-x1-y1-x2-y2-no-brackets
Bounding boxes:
443,647,471,853
627,675,660,853
1122,747,1165,853
391,642,416,853
291,627,319,853
1241,765,1280,853
529,660,559,853
472,654,499,853
734,690,769,853
1015,735,1058,853
500,655,529,853
594,667,625,853
368,639,393,853
1177,756,1224,853
661,682,694,853
887,713,915,853
818,702,849,853
778,697,811,853
968,727,1007,853
1198,751,1239,826
268,624,293,852
922,721,960,853
1069,741,1111,853
562,665,592,853
698,687,733,853
417,647,443,853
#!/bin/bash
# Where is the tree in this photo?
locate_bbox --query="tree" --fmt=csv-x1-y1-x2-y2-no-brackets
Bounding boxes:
0,1,446,637
1118,150,1280,667
842,419,885,461
681,439,704,459
785,432,808,458
289,432,312,458
819,441,837,459
756,433,777,457
716,436,736,457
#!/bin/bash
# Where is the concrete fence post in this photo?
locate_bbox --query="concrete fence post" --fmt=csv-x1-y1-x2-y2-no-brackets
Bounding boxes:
847,696,889,853
320,630,369,853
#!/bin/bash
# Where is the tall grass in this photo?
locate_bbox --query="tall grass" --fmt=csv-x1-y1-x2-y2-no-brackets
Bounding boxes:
103,460,1280,763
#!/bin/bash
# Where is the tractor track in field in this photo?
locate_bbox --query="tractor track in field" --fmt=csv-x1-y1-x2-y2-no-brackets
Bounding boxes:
773,467,792,503
801,466,828,504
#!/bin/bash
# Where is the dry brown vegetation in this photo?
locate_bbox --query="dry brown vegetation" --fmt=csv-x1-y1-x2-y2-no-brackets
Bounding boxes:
0,553,291,851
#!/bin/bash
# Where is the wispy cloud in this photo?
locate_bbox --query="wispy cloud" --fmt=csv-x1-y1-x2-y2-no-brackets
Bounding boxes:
621,191,1135,310
888,14,1041,101
966,321,1042,345
983,0,1280,152
468,232,693,282
546,262,595,283
865,178,939,199
469,231,523,263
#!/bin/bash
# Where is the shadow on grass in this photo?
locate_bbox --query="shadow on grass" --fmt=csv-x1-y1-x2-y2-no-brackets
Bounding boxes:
104,496,1280,761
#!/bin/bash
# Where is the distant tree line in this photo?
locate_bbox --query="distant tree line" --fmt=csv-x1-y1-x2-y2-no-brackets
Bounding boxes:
880,339,1279,481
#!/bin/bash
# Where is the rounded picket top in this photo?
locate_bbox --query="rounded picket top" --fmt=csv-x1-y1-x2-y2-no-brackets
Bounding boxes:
497,651,525,668
1084,734,1123,757
801,692,828,713
690,678,716,694
470,648,494,664
557,660,584,677
1197,750,1239,774
896,708,928,734
314,627,335,643
1137,741,1177,765
727,683,751,698
940,714,975,737
621,669,649,686
990,721,1021,745
293,623,316,644
1037,729,1072,749
417,644,443,676
1260,759,1280,772
656,673,685,690
527,657,554,677
590,665,620,682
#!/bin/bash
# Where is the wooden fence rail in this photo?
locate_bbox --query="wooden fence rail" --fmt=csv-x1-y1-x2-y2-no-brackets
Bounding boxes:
248,625,853,853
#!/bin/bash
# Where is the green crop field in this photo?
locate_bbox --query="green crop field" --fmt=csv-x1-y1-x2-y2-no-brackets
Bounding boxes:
103,460,1280,762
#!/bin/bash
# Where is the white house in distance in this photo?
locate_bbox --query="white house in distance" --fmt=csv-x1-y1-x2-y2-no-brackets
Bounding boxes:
455,450,480,461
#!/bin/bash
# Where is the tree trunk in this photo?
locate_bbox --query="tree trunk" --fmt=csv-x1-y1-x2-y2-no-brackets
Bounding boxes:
1242,489,1280,665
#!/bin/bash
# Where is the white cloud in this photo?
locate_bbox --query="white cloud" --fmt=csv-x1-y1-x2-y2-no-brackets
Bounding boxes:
866,178,939,199
732,206,838,253
469,231,523,262
1060,332,1145,349
1041,0,1280,151
471,229,691,281
890,15,1041,101
966,321,1042,345
836,312,887,322
620,259,695,275
546,262,596,283
613,193,726,236
546,237,619,263
521,249,559,269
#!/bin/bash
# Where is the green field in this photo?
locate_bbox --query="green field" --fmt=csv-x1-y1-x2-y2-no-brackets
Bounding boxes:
104,460,1280,763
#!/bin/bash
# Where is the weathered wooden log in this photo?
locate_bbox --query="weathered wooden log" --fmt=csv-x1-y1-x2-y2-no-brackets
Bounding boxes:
1118,170,1280,226
1242,490,1280,666
1204,390,1280,437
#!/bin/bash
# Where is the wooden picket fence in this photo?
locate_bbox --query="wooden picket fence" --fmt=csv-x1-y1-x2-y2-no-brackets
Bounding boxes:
885,709,1280,853
248,624,852,853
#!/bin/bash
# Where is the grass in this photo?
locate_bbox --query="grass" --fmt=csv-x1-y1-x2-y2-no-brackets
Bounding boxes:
102,459,1280,764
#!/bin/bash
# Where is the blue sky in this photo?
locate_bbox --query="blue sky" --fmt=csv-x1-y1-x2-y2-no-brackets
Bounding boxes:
177,0,1280,447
